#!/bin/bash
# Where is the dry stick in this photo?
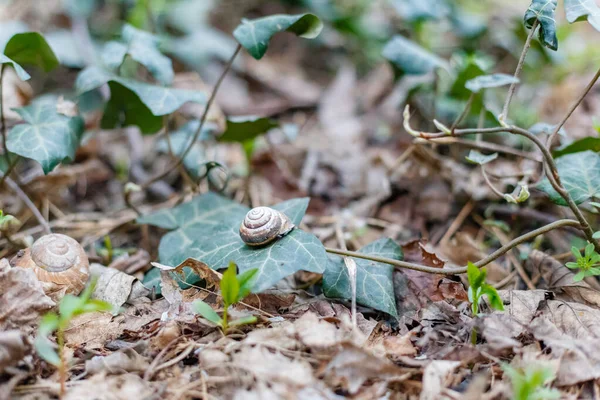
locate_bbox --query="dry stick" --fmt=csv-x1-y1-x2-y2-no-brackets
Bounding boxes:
414,137,541,162
139,44,242,192
546,66,600,147
450,92,475,132
325,219,581,275
501,19,539,121
335,224,357,330
3,176,51,235
480,166,505,199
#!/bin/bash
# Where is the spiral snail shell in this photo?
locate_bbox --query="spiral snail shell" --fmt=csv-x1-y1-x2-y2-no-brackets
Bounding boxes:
10,233,90,301
239,207,294,246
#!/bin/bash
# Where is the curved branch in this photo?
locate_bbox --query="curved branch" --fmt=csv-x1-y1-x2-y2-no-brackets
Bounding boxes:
325,219,581,275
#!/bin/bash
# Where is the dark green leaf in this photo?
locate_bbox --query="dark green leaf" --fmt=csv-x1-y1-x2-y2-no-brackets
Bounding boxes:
4,32,59,72
233,13,323,60
193,300,222,325
465,150,498,165
564,0,600,31
6,102,85,174
382,35,448,77
101,81,162,134
449,54,490,99
465,74,519,93
138,194,325,292
229,315,257,327
218,116,279,143
537,151,600,205
322,238,401,317
220,262,240,307
524,0,559,50
553,137,600,158
482,284,504,311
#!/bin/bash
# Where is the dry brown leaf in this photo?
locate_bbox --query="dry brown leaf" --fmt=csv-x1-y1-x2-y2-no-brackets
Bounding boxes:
90,264,149,309
64,373,159,400
292,312,343,350
85,348,148,375
0,259,55,334
107,250,150,275
0,330,28,373
420,360,461,400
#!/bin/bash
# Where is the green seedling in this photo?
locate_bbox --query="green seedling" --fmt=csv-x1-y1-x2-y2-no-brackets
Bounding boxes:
0,210,19,231
193,262,258,333
35,282,111,398
503,363,560,400
467,262,504,315
565,242,600,282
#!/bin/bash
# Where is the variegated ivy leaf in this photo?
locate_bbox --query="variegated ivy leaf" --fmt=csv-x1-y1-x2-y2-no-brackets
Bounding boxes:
138,193,327,293
6,101,84,174
323,238,401,317
466,150,498,165
538,151,600,205
524,0,558,50
0,32,59,81
233,13,323,60
383,35,448,77
465,74,519,93
564,0,600,31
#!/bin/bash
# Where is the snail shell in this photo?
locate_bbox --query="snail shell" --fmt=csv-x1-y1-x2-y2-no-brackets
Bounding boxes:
10,233,90,300
239,207,294,246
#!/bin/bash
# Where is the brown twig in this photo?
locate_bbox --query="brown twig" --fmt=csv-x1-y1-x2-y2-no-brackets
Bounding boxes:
3,176,51,235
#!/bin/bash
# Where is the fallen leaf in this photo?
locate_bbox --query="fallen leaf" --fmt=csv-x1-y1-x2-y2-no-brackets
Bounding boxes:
90,264,149,310
0,330,28,373
64,373,159,400
85,348,148,375
420,360,461,400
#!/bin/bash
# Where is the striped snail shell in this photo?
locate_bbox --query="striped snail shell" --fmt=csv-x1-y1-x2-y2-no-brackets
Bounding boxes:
11,233,90,301
239,207,294,246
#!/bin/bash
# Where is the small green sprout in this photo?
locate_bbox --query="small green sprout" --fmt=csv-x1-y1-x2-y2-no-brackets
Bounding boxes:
193,262,258,333
0,210,20,231
467,262,504,315
35,281,112,397
503,363,560,400
565,243,600,282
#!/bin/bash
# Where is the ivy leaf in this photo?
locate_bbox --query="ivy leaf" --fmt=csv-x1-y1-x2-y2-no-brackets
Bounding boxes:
465,74,519,93
102,24,173,85
6,102,85,174
233,13,323,60
322,238,401,317
391,0,450,22
218,116,279,143
382,35,448,77
449,54,491,99
529,122,566,137
0,54,30,81
75,67,206,133
3,32,59,73
553,137,600,158
524,0,559,51
564,0,600,31
465,150,498,165
138,193,326,293
537,151,600,205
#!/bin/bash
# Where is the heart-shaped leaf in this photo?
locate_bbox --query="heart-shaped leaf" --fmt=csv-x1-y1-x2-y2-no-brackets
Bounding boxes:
529,122,566,137
391,0,450,22
465,74,519,93
75,66,206,133
6,101,85,174
102,24,173,85
538,151,600,205
0,54,30,81
466,150,498,165
449,54,491,99
553,137,600,158
3,32,59,73
382,35,448,77
218,116,279,143
138,193,326,293
323,238,401,317
524,0,558,50
233,13,323,60
564,0,600,31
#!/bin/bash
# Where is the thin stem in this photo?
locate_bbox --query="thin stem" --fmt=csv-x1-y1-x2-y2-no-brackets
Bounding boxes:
481,166,505,198
501,19,538,122
450,92,475,132
0,64,9,169
222,306,229,334
546,66,600,147
140,44,242,192
325,219,581,275
57,328,66,399
414,137,541,161
3,176,51,235
0,156,18,188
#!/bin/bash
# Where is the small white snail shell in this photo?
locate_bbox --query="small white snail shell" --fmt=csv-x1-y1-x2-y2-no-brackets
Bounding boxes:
239,207,294,246
10,233,90,301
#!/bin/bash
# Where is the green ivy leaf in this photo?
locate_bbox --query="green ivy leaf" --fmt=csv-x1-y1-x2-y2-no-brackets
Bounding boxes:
465,150,498,165
449,54,490,99
139,193,325,292
193,299,222,325
553,137,600,158
465,74,519,93
233,13,323,60
0,54,30,80
102,24,173,85
322,238,401,317
537,151,600,205
529,122,566,137
218,116,279,143
382,35,448,77
391,0,450,22
220,262,240,307
564,0,600,31
4,32,59,73
6,102,85,174
75,67,206,133
524,0,559,50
